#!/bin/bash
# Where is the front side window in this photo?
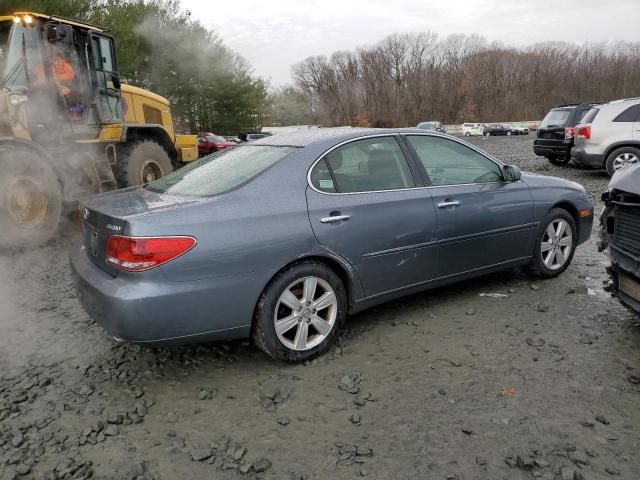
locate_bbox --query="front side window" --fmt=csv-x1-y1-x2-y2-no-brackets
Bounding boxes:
310,136,415,193
407,135,503,186
148,145,296,197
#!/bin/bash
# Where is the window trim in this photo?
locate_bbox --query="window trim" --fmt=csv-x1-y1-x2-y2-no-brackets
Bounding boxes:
307,133,511,195
401,132,508,187
307,134,422,195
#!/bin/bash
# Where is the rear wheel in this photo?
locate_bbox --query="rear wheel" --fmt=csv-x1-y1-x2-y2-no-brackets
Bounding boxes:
116,140,173,187
253,261,347,363
464,132,471,137
0,145,62,249
527,208,576,278
506,130,512,136
548,156,570,166
484,132,491,137
605,147,640,176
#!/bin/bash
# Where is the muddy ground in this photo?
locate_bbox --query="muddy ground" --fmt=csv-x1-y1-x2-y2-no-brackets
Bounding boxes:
1,136,639,480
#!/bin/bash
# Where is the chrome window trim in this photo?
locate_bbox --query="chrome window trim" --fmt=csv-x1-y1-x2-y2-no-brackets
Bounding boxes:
306,132,508,196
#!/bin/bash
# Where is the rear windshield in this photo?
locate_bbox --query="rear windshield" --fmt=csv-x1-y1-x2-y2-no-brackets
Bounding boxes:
539,109,572,128
581,108,599,124
147,146,296,197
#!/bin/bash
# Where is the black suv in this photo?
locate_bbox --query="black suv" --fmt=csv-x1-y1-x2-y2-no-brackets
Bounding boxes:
534,103,602,166
599,165,640,315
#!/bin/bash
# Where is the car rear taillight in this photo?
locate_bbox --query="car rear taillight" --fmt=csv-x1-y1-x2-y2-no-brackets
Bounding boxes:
576,125,591,140
106,235,196,271
564,127,575,139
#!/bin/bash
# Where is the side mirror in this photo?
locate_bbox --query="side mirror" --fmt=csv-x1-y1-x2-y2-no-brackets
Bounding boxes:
503,165,521,182
112,76,121,90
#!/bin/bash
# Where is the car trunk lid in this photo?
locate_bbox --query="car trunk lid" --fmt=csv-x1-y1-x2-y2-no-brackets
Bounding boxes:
81,206,126,277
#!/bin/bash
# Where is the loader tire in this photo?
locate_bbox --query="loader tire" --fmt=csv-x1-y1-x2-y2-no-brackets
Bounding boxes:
116,140,173,188
0,146,62,249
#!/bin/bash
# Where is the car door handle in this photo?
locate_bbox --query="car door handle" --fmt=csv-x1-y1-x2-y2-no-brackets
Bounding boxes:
437,201,461,208
320,214,350,223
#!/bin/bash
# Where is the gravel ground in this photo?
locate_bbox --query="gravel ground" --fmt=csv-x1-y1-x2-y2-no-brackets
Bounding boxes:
1,136,639,480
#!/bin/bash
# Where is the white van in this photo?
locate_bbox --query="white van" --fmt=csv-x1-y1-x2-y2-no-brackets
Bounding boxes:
461,123,484,136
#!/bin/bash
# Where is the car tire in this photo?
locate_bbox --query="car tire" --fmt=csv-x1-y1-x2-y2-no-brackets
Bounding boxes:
253,261,347,363
605,146,640,177
484,132,491,137
506,130,512,136
464,132,471,137
548,156,570,166
527,208,577,278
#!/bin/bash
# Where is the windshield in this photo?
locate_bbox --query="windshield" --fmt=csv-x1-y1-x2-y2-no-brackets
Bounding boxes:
417,122,435,130
0,21,42,91
147,145,297,197
206,135,226,142
540,109,571,128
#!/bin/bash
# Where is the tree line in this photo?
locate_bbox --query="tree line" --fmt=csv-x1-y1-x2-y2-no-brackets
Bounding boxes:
292,33,640,127
2,0,269,134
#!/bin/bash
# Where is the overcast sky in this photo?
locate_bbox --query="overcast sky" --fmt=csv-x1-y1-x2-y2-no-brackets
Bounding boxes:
181,0,640,87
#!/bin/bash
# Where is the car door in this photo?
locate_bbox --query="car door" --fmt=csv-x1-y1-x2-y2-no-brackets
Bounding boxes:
306,135,438,298
403,134,535,279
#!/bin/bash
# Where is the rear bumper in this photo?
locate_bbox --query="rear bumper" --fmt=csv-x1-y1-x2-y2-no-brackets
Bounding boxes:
70,246,258,345
571,146,604,168
533,139,572,158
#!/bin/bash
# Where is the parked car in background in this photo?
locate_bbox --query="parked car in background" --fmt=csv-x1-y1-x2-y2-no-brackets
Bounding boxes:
417,121,446,133
462,123,485,136
484,124,513,136
239,132,272,142
197,134,236,156
509,124,529,135
71,128,593,363
600,164,640,315
528,123,539,132
571,98,640,176
534,103,602,166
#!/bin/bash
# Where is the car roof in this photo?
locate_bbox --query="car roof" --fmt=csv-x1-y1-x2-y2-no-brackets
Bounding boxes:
251,128,423,148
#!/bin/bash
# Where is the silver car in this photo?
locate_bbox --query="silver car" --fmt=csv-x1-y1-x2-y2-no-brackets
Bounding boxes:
71,129,593,362
572,98,640,176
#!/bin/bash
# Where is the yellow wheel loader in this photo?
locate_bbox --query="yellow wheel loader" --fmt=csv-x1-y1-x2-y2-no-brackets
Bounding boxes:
0,12,197,248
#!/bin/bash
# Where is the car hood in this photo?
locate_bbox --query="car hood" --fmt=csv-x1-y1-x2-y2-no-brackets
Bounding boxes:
609,163,640,194
520,171,586,193
81,186,204,218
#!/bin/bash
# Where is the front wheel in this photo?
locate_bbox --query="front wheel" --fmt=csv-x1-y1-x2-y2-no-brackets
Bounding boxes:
0,145,63,249
506,130,512,136
253,261,347,362
527,208,577,278
484,132,491,137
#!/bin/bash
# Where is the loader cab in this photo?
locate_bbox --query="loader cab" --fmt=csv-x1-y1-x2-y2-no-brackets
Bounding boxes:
0,13,123,141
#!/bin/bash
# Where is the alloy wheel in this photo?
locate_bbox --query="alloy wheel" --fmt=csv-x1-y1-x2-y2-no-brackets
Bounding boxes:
274,276,337,351
613,152,639,171
540,219,573,270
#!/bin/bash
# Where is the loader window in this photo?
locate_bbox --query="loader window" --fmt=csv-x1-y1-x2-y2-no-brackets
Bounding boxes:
90,34,121,123
143,105,162,125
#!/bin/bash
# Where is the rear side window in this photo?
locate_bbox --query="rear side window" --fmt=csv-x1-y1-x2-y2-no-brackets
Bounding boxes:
613,104,640,122
310,137,415,193
539,109,572,128
581,108,599,124
147,146,296,197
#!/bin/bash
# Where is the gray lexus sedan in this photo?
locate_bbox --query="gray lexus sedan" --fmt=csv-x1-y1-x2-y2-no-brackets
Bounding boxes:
71,129,594,362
